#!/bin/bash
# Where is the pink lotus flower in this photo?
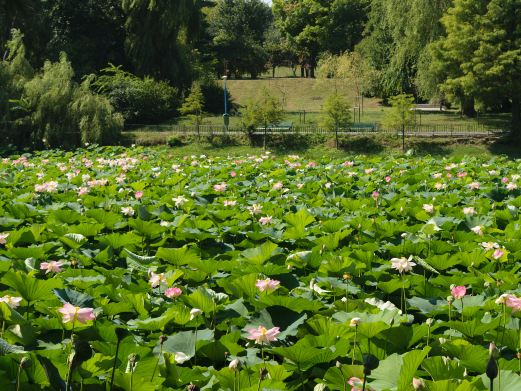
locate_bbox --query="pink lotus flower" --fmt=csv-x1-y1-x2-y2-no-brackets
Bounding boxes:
259,216,273,225
451,285,466,300
256,278,280,293
213,183,227,192
230,171,237,177
40,261,63,274
165,287,182,298
506,296,521,312
385,176,391,183
471,225,484,236
78,187,89,196
0,232,9,245
223,200,237,206
502,177,509,183
149,272,167,288
272,182,283,190
58,303,95,324
422,204,434,213
468,182,480,190
463,207,475,215
457,172,467,178
348,377,364,391
390,256,416,273
372,191,379,199
121,206,134,216
0,295,22,309
343,161,354,167
492,249,505,260
135,191,143,199
246,326,280,344
307,161,317,168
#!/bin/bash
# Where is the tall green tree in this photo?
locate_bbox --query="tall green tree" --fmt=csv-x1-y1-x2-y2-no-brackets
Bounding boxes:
44,0,127,78
207,0,272,79
359,0,451,97
122,0,202,86
273,0,368,78
426,0,521,133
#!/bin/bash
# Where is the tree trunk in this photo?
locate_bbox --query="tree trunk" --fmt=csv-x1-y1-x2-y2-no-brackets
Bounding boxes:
309,57,316,78
272,66,275,78
461,96,476,117
300,66,305,78
512,95,521,138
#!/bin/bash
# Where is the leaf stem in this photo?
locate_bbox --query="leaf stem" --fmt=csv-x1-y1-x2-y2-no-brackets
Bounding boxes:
109,336,121,391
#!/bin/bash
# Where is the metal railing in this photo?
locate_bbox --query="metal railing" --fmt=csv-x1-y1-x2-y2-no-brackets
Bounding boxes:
125,122,507,136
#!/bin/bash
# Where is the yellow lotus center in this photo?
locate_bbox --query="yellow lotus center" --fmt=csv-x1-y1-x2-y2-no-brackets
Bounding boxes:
260,326,267,335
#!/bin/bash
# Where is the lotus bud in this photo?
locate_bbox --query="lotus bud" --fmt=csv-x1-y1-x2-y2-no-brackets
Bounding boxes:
126,353,138,373
190,308,203,320
426,318,434,326
447,295,454,303
336,360,342,368
341,297,348,303
412,377,425,390
486,355,498,381
20,357,31,369
259,367,269,380
187,384,200,391
489,342,499,359
350,317,361,327
159,335,167,345
229,358,240,371
343,273,351,280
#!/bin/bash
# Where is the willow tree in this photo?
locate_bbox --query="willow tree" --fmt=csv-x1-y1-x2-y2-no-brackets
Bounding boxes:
359,0,451,97
122,0,202,86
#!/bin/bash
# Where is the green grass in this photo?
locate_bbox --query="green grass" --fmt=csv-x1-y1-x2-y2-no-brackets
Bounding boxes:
127,131,519,160
171,72,510,130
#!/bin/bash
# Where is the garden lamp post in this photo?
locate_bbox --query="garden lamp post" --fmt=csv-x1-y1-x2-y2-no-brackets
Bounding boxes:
223,76,229,131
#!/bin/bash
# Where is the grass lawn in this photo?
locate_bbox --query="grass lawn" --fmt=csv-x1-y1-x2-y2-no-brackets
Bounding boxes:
169,72,510,130
128,132,520,160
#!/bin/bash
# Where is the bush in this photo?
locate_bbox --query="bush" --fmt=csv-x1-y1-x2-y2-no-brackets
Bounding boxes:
94,64,179,124
167,135,185,147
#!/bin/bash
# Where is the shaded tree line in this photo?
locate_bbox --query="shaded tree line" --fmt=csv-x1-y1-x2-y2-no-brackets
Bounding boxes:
1,0,520,147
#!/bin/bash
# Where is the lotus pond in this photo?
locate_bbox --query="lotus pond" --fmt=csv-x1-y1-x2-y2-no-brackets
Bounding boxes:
1,146,521,390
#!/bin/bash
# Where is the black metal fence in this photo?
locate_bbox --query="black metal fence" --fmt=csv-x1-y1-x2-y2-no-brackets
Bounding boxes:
126,122,507,136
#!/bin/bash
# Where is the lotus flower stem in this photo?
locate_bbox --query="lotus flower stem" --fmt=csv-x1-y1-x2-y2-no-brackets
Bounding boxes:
109,336,121,391
351,326,358,365
16,363,22,391
194,326,198,366
501,304,506,340
150,338,164,382
362,374,367,391
460,299,464,322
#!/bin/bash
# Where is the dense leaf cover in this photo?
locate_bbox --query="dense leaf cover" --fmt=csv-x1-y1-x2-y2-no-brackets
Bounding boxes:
1,147,521,390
